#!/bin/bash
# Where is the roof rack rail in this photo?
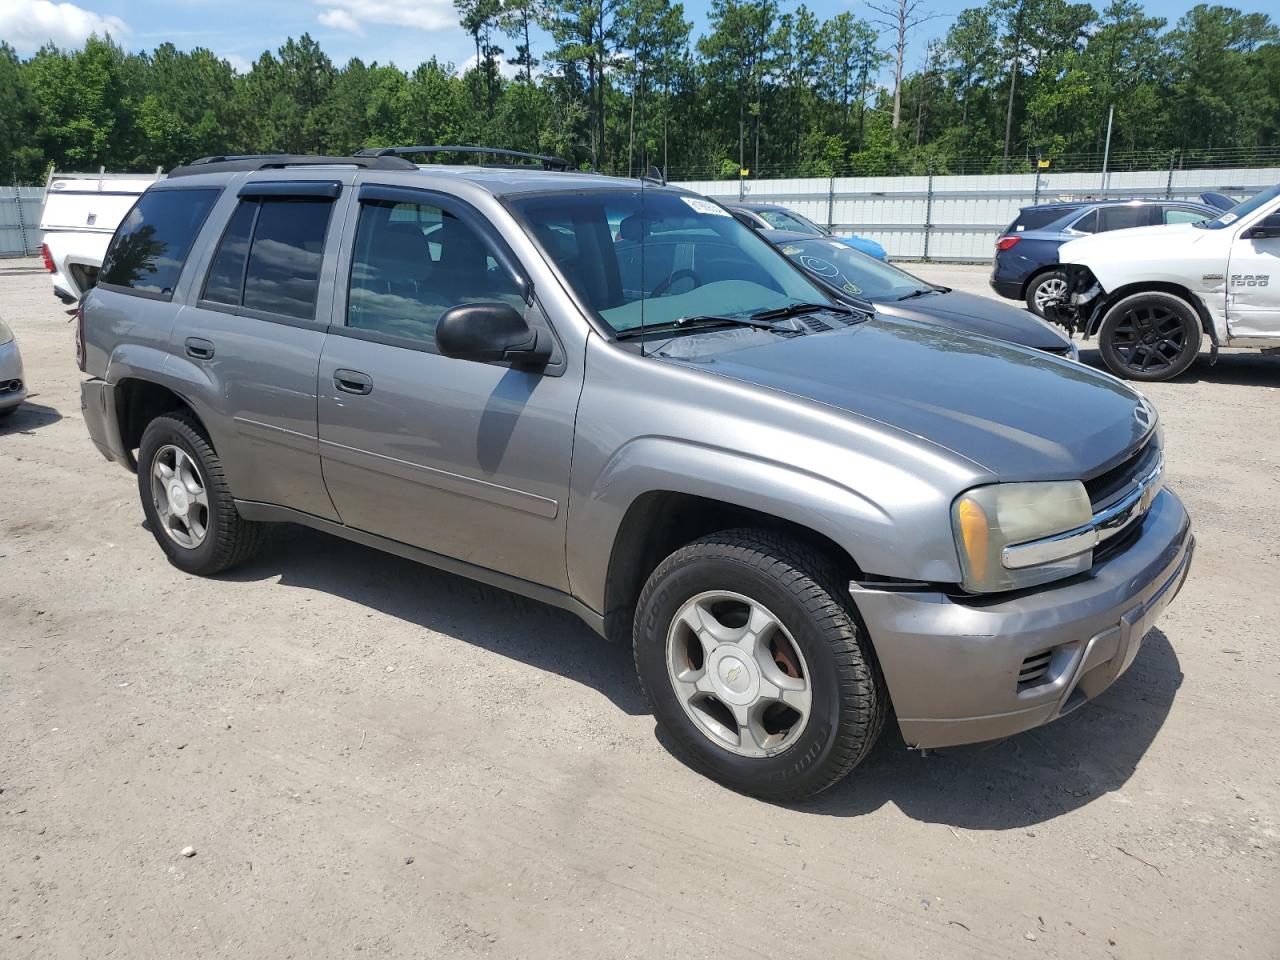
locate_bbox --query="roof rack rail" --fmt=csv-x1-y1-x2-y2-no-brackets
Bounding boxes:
167,154,418,178
354,145,572,172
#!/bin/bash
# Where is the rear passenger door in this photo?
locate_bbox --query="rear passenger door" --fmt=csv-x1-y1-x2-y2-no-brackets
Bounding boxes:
169,180,346,521
315,184,581,590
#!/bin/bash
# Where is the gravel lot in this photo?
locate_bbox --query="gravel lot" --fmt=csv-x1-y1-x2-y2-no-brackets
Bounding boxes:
2,257,1277,959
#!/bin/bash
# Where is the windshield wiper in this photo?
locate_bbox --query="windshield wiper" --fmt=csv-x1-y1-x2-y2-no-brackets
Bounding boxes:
897,288,936,301
750,301,856,322
614,314,787,340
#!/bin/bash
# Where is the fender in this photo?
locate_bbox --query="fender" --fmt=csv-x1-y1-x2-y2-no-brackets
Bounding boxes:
1085,281,1226,345
566,434,963,616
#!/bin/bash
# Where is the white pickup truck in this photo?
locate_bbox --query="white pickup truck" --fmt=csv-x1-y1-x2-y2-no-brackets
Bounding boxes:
40,170,163,303
1051,183,1280,381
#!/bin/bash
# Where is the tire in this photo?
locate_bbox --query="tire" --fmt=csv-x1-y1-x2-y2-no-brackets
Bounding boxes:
633,529,887,802
137,412,264,575
1025,270,1067,318
1098,291,1202,381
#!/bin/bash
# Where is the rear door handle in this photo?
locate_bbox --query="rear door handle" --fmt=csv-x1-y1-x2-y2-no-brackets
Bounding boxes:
184,337,214,360
333,369,373,395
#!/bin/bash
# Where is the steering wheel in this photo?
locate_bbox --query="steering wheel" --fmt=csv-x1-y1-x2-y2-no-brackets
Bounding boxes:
650,268,702,298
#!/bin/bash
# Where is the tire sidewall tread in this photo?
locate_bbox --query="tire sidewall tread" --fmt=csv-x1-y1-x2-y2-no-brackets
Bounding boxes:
137,412,263,576
632,528,887,802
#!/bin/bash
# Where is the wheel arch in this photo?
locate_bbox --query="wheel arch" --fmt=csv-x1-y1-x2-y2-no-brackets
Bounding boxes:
1087,281,1216,342
599,490,866,646
113,377,207,471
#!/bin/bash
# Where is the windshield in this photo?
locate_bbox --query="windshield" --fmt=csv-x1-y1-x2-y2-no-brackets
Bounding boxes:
754,207,827,235
777,237,931,301
1196,184,1280,230
508,189,831,333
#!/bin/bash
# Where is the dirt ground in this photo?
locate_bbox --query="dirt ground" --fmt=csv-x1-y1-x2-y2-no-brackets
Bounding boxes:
2,257,1277,959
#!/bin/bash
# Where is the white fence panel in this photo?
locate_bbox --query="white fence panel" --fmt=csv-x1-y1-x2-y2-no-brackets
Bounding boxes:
673,166,1280,261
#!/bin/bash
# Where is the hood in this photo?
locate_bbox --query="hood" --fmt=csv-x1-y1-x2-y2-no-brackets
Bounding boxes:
1059,221,1206,264
877,289,1070,351
669,316,1150,481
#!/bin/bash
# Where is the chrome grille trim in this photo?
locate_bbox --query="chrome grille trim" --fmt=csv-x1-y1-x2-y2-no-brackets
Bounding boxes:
1001,455,1164,571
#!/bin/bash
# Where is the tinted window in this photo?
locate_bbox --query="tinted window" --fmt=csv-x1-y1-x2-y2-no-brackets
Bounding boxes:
203,201,256,305
243,199,333,319
1010,206,1080,232
1070,209,1098,234
100,188,220,297
347,200,523,345
1097,205,1155,232
1164,206,1209,225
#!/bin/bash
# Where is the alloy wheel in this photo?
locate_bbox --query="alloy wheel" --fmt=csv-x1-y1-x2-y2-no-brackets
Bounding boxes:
151,444,210,549
665,591,812,758
1111,303,1188,375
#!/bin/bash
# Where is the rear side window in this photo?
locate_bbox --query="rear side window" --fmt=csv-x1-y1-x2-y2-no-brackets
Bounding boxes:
1009,206,1080,232
1163,206,1209,225
202,197,334,320
1070,210,1098,234
100,188,220,298
1097,205,1156,232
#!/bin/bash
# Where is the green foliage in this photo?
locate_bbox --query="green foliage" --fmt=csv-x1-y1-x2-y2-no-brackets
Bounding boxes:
0,0,1276,182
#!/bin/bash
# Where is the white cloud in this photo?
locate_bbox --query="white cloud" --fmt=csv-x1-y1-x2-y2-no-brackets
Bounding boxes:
221,52,253,74
455,52,521,80
317,9,364,35
314,0,456,33
0,0,129,55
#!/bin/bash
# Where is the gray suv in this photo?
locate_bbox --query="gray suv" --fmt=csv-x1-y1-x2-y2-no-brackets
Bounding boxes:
78,148,1195,801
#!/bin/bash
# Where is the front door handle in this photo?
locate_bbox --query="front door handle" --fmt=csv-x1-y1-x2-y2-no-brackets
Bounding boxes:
333,369,373,395
184,337,215,360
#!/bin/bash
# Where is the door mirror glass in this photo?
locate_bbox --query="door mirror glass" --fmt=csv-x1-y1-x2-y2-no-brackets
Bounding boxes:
435,301,550,367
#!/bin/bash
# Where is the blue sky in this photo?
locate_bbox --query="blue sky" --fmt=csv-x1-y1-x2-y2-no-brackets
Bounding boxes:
0,0,1242,79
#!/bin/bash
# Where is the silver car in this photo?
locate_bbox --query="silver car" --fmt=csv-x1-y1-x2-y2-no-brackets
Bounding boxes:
0,319,26,418
77,148,1194,801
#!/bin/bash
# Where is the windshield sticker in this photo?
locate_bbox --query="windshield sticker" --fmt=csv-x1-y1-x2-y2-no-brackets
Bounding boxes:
842,282,863,295
781,245,803,255
1219,212,1238,224
680,196,731,217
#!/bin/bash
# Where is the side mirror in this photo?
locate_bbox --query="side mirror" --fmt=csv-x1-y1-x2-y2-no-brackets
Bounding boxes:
435,301,551,367
1245,214,1280,239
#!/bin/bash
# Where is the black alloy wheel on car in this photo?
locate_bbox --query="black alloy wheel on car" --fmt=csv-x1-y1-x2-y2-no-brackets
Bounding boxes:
1098,292,1203,382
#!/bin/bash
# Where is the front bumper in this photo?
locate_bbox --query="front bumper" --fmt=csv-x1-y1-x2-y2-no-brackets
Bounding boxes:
852,488,1193,749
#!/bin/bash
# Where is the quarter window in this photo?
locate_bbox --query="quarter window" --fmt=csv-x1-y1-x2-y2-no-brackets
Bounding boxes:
347,200,523,346
201,197,334,320
100,188,220,298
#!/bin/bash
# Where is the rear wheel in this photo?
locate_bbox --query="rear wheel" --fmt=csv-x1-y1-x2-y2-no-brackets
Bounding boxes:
633,529,887,802
1026,270,1067,318
137,413,264,575
1098,292,1202,381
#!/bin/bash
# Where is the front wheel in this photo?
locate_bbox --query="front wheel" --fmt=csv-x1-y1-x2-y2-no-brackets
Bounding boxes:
633,529,887,802
1098,292,1202,381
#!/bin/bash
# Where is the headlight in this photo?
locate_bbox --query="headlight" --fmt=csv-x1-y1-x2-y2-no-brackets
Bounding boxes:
953,481,1093,592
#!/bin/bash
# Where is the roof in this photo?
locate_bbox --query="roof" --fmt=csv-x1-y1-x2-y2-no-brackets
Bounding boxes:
1024,197,1214,211
164,152,673,197
725,201,788,212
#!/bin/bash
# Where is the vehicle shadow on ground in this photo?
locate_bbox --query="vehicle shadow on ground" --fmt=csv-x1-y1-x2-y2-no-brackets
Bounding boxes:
797,627,1182,828
1076,345,1280,386
222,523,648,716
0,401,62,434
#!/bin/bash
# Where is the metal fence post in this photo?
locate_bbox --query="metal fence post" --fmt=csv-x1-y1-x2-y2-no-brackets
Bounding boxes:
1165,151,1176,199
13,174,30,256
827,173,835,230
1033,156,1042,205
922,164,934,261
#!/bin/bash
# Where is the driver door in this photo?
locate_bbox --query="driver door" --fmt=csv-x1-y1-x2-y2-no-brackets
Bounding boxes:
1227,209,1280,338
315,184,582,590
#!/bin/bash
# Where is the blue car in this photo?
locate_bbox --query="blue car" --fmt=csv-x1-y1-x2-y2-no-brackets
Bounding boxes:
725,202,889,260
990,195,1232,317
